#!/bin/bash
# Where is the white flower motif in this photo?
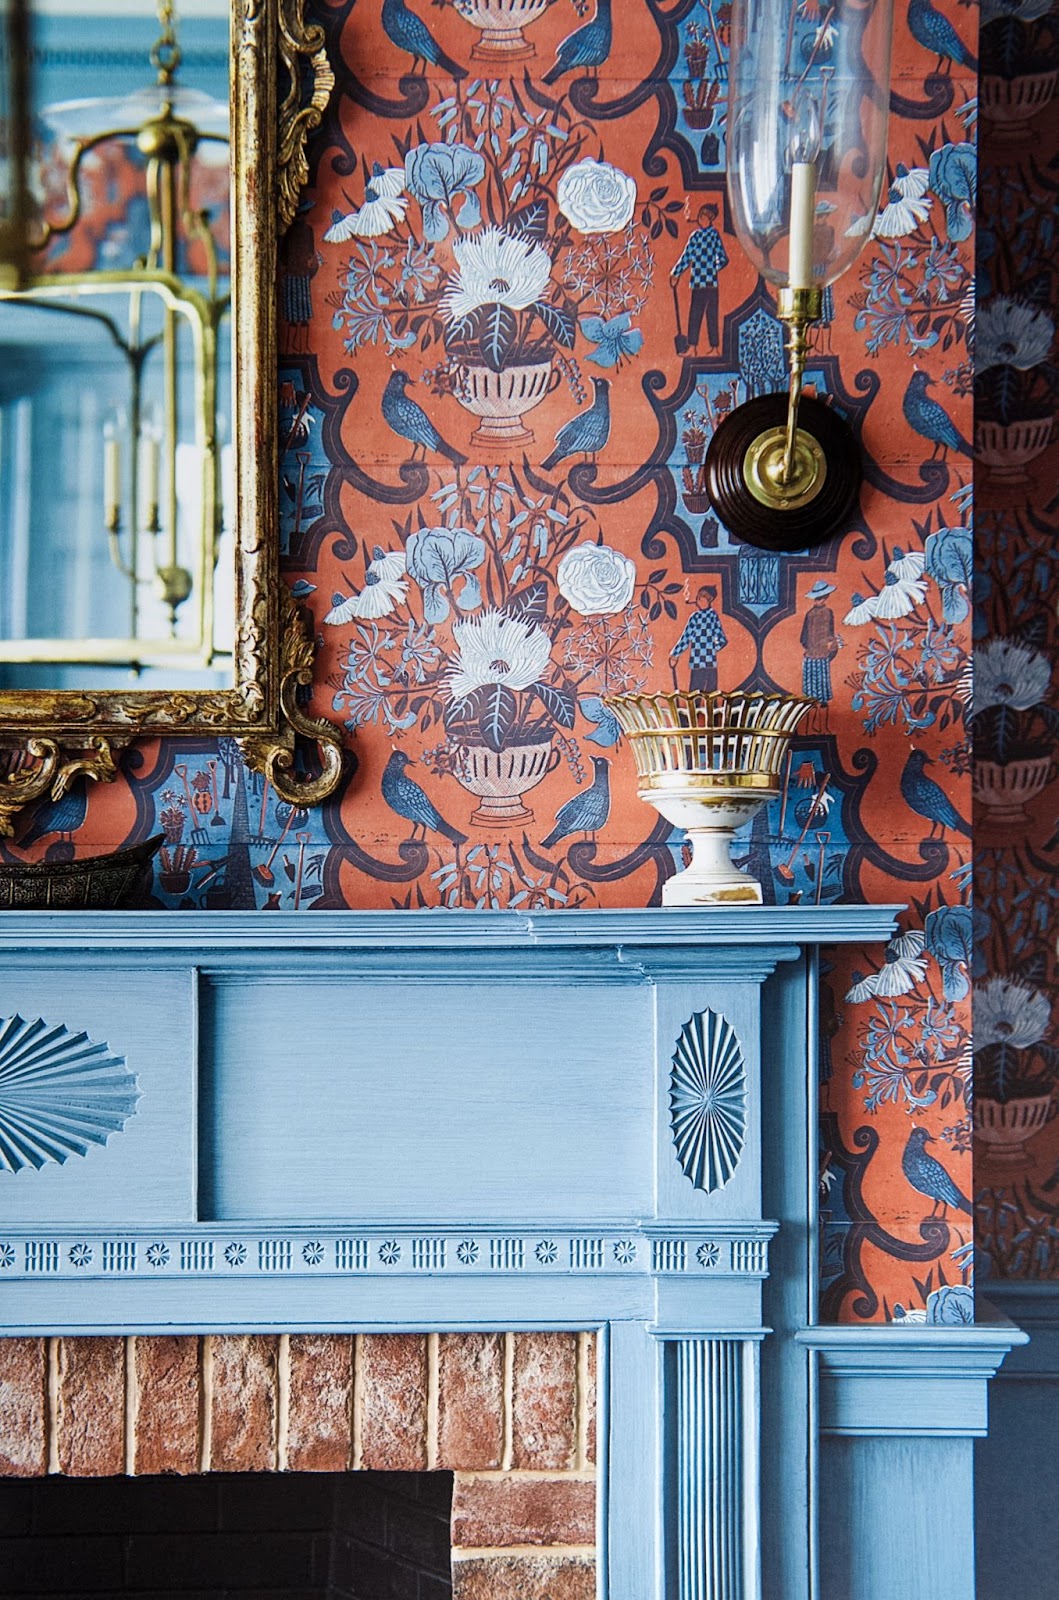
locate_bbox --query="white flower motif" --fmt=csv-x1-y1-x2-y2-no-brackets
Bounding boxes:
457,1239,479,1265
873,166,931,238
325,548,408,623
224,1242,247,1267
845,970,881,1003
146,1242,170,1268
535,1240,558,1265
557,158,638,235
302,1241,325,1266
974,977,1052,1051
874,930,928,997
872,549,926,619
974,637,1052,715
976,296,1055,372
448,609,552,699
443,227,552,320
557,542,637,616
324,166,407,240
891,1305,927,1324
843,592,879,626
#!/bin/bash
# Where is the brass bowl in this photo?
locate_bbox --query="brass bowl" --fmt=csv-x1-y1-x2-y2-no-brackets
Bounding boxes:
605,692,815,904
0,835,164,910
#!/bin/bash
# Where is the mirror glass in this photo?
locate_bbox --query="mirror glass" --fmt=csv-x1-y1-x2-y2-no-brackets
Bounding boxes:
0,0,232,691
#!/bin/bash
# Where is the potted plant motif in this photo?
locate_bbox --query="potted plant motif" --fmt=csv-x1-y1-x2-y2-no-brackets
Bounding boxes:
974,977,1056,1168
452,0,556,62
971,635,1058,838
980,14,1059,143
443,601,577,825
974,297,1057,486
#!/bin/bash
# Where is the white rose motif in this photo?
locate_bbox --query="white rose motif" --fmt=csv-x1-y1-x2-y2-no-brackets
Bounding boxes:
557,542,636,616
557,159,637,235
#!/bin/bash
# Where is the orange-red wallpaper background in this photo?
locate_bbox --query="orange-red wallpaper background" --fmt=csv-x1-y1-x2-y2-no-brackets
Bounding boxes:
9,0,982,1322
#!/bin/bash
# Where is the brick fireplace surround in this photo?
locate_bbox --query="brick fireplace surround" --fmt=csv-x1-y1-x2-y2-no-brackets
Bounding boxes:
0,1331,596,1598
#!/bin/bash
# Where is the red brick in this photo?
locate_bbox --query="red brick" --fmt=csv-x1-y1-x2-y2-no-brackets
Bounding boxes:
511,1334,577,1470
437,1334,503,1470
133,1336,200,1475
358,1334,427,1470
287,1334,353,1472
452,1474,596,1548
0,1337,47,1476
583,1334,597,1466
209,1336,277,1472
56,1337,125,1476
453,1555,595,1600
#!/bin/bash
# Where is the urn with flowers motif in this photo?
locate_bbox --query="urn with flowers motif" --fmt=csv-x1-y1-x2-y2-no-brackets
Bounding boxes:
453,0,554,60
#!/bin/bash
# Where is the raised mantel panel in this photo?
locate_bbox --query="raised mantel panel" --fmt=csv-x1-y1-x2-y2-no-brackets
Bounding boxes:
200,978,655,1221
0,907,900,1339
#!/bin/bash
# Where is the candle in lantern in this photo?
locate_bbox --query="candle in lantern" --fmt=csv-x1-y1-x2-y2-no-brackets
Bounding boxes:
787,159,817,290
103,422,121,524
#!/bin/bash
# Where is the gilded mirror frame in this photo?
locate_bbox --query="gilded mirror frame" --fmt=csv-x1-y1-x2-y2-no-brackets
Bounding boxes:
0,0,341,832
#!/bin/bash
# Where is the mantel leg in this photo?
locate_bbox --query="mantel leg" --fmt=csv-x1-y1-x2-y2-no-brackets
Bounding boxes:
676,1338,759,1600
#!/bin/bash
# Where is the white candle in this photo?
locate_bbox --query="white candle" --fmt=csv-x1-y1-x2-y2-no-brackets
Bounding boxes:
142,434,160,516
788,160,818,290
103,434,121,520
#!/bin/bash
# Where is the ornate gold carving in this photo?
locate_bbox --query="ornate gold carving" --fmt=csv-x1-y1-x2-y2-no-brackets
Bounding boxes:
0,1,345,827
0,737,123,838
277,0,335,235
238,593,345,806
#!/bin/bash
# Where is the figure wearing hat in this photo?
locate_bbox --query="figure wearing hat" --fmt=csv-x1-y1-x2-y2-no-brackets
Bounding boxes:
801,580,842,730
671,583,728,692
671,203,729,353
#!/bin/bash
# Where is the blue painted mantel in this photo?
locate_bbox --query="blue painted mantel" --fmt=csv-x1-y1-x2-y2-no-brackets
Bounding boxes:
0,909,1024,1600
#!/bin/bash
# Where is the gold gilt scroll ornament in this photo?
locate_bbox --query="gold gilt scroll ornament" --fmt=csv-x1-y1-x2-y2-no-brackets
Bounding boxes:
277,0,335,235
238,592,345,806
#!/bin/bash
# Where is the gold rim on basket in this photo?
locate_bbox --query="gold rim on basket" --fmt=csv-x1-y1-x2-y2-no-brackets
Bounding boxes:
603,691,817,785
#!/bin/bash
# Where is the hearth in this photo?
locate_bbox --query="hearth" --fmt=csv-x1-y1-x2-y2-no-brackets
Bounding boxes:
0,1470,454,1599
0,909,1025,1600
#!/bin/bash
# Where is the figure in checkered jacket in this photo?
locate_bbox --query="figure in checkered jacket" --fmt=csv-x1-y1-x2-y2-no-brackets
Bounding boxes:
671,203,729,353
670,584,728,693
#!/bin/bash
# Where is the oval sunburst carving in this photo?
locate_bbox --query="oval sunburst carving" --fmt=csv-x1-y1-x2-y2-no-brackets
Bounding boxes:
670,1009,747,1193
0,1014,140,1173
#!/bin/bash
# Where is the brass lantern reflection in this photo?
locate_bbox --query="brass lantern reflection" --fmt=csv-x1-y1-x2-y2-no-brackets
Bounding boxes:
1,0,230,666
703,0,895,552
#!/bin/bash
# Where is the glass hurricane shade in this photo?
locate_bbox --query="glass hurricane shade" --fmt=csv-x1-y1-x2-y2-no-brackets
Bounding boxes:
725,0,894,290
43,84,229,142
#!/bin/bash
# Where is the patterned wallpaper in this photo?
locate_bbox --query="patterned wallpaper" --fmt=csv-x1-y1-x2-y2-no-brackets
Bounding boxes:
974,1,1059,1283
7,0,981,1322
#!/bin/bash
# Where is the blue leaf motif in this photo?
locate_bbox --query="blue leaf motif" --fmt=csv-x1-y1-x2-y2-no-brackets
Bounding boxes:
579,311,644,369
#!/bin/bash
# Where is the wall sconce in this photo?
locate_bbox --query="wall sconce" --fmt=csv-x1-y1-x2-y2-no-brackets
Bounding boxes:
704,0,895,553
0,0,31,290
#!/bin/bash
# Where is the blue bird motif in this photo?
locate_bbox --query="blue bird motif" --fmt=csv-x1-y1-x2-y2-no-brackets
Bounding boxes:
902,371,972,460
578,696,622,748
901,749,971,839
17,778,89,849
907,0,977,70
382,751,467,846
542,0,613,85
541,378,610,472
382,0,466,76
382,370,467,468
902,1126,973,1217
541,756,610,848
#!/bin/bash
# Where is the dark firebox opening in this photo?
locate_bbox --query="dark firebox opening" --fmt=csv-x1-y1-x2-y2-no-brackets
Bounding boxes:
0,1470,454,1599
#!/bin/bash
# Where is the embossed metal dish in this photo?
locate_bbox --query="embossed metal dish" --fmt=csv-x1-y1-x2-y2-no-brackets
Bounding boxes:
0,835,164,910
